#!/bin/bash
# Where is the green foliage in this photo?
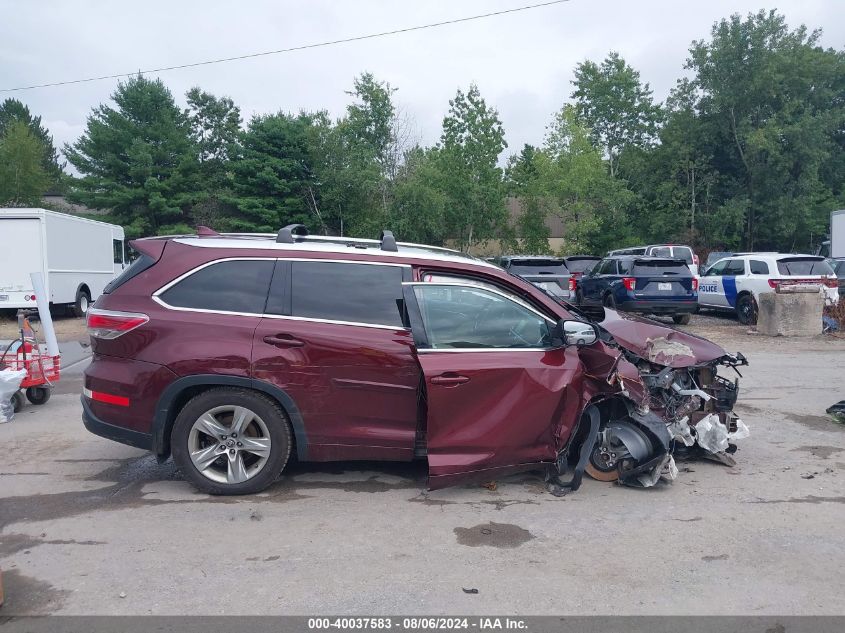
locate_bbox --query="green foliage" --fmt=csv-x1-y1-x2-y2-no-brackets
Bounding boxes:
227,112,314,232
185,87,241,195
436,84,508,252
64,75,199,237
0,121,51,205
0,98,65,189
572,52,662,177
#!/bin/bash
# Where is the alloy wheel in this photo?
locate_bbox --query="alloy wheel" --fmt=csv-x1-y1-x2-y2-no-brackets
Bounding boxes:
187,405,272,485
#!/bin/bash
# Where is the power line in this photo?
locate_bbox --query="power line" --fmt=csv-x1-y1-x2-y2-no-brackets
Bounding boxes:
2,0,571,93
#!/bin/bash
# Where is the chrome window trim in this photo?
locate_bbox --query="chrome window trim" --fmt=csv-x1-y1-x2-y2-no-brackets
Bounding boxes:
152,257,411,330
403,281,557,325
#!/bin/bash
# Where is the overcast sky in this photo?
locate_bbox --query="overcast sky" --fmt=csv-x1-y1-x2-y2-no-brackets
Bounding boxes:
2,0,843,171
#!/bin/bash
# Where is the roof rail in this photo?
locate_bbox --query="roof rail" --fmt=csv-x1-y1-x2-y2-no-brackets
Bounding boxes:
196,225,220,237
277,224,308,244
380,230,398,252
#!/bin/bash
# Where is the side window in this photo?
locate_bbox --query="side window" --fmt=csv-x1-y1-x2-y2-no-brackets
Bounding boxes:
749,260,769,275
286,262,405,327
725,259,747,275
705,260,727,276
159,260,274,313
597,259,614,275
618,259,633,274
113,239,124,264
413,285,551,349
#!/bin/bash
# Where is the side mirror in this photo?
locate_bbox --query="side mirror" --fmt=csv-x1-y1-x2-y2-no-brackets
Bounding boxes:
553,320,598,347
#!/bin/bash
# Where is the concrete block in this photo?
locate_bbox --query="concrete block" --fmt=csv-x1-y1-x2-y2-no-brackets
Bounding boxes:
757,290,823,336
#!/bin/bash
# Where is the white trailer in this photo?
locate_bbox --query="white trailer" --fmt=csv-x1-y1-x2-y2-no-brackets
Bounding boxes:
0,208,126,315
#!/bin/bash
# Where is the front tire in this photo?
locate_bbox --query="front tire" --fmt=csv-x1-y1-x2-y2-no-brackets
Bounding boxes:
736,294,758,325
171,388,292,495
73,289,91,317
672,314,691,325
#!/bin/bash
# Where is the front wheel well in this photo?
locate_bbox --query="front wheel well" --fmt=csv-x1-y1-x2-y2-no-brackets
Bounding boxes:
154,379,304,462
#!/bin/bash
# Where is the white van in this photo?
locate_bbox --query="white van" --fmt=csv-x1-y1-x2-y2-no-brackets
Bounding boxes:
0,208,126,315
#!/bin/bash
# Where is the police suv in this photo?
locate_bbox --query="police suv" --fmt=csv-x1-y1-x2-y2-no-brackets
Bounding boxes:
698,253,839,325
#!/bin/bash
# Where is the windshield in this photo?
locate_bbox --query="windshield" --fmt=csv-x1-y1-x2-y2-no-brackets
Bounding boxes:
776,258,834,276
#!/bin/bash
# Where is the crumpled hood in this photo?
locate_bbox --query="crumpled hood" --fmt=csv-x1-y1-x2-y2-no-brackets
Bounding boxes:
598,308,728,367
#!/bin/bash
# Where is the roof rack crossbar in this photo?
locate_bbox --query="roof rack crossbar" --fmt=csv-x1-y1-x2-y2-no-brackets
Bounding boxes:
380,230,398,252
277,224,309,244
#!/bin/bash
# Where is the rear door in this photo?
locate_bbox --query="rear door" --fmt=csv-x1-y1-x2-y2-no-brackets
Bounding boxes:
0,218,43,305
720,258,747,308
252,260,420,462
403,281,582,489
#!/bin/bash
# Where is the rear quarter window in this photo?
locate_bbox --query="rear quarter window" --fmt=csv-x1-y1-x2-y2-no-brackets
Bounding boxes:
158,260,274,314
776,258,834,276
749,260,769,275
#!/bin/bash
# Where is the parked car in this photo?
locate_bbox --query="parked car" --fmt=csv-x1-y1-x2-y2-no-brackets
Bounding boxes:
608,244,700,276
705,251,734,269
496,255,571,299
82,225,747,495
698,254,839,325
826,258,845,295
576,255,698,324
562,256,602,293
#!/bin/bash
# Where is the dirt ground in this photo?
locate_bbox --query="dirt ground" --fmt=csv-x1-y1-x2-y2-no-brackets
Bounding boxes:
1,315,844,616
0,312,88,344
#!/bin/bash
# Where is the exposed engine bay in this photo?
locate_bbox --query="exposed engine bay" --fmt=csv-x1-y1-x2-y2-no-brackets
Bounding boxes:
551,306,750,492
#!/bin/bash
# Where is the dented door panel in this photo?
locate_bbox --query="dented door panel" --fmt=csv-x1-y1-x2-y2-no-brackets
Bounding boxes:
419,348,584,489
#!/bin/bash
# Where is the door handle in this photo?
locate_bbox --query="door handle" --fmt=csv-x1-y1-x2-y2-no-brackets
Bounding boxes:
431,374,470,386
263,334,306,348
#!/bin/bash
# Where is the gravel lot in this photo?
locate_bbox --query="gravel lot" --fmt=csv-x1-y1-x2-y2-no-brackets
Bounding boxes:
2,316,845,616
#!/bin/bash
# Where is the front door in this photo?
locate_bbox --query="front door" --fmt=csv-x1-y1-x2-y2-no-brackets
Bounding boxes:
698,259,729,307
403,282,583,489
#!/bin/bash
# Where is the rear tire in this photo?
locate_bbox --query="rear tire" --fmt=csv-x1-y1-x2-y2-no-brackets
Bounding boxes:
736,294,758,325
72,289,91,317
575,289,584,306
171,387,292,495
25,386,51,405
672,314,691,325
603,294,617,309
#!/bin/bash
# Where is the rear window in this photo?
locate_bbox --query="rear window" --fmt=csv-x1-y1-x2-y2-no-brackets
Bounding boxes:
650,247,672,258
288,261,405,327
776,258,834,276
104,253,156,294
632,259,689,275
159,260,274,313
508,259,568,274
672,246,694,264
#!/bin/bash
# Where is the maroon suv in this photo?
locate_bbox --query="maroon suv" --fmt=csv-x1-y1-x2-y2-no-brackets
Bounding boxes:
83,225,748,495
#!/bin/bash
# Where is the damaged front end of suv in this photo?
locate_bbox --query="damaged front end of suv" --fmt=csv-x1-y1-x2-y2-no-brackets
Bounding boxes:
554,308,748,491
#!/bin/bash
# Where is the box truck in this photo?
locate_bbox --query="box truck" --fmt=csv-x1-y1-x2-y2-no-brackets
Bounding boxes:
0,208,126,315
818,209,844,259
